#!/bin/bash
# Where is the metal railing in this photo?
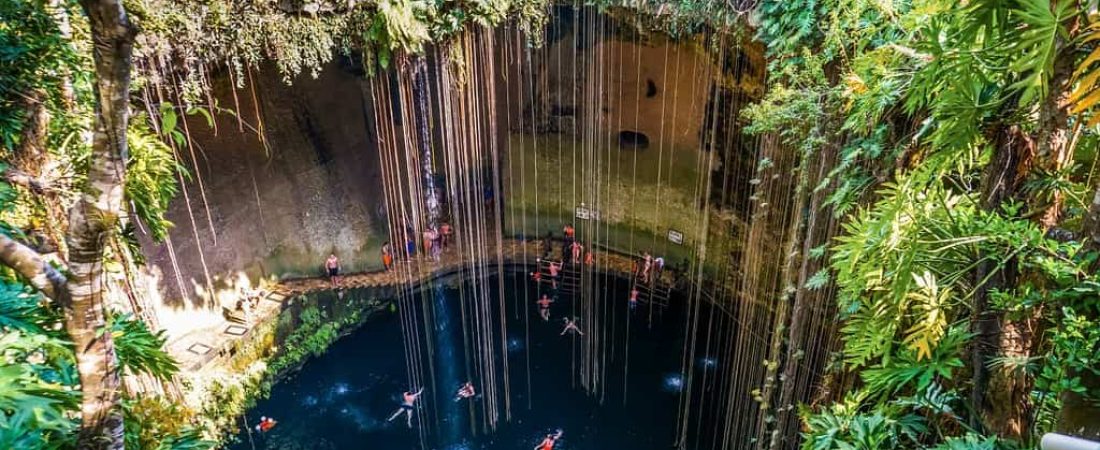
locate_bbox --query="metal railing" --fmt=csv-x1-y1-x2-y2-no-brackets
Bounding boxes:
1042,434,1100,450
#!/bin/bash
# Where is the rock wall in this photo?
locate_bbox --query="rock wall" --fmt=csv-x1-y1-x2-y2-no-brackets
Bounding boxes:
142,58,386,335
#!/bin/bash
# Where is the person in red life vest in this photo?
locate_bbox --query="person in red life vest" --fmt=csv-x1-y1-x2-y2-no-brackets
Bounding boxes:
454,382,476,402
255,416,277,433
535,429,563,450
537,294,554,321
387,387,424,428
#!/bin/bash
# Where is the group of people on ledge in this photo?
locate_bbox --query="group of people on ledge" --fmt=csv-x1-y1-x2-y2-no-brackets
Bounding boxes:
320,221,458,288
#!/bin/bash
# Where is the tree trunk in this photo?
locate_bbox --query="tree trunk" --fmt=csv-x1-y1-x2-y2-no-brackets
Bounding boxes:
70,0,135,447
1031,24,1075,230
971,125,1030,435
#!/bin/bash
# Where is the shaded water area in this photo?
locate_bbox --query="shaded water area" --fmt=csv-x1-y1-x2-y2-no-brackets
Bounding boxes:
229,271,726,449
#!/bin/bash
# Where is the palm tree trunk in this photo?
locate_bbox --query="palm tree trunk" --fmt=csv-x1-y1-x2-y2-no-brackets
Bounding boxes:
70,0,136,447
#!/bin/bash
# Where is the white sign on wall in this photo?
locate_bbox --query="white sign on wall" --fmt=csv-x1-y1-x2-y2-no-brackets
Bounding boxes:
668,229,684,245
575,203,600,221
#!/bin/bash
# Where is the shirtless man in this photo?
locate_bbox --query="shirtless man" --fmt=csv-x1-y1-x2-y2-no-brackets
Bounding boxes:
641,252,653,283
537,294,554,321
561,317,584,336
325,254,341,288
387,388,424,428
570,241,583,264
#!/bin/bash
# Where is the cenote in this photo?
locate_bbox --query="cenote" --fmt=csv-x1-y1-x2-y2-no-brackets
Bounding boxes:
228,269,722,450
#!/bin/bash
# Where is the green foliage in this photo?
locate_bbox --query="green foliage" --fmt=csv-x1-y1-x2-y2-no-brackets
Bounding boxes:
107,312,181,381
127,0,552,88
123,397,214,450
752,1,1100,446
126,117,187,242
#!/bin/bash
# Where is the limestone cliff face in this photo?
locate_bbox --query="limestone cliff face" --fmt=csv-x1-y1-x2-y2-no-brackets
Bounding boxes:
142,58,386,316
144,10,766,338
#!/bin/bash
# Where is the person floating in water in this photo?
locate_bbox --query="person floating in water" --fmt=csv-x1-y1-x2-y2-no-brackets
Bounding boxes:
382,242,394,272
325,254,341,288
387,388,424,428
255,416,277,433
547,260,562,288
629,287,639,310
454,382,476,401
535,429,563,450
537,294,554,321
561,317,583,336
570,241,583,264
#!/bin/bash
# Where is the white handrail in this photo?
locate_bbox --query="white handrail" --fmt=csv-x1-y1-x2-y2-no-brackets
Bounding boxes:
1042,433,1100,450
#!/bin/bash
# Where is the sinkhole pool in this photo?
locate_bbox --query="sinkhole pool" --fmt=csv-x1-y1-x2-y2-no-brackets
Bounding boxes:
229,270,724,450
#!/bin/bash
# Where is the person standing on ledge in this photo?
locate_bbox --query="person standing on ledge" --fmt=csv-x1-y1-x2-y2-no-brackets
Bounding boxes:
325,254,341,288
381,242,394,272
405,235,417,261
570,241,583,264
440,222,454,248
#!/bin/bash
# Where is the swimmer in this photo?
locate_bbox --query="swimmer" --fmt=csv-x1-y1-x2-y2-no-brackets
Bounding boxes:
325,254,341,288
535,429,563,450
560,317,584,336
537,294,554,321
255,416,277,433
386,388,424,428
454,382,476,401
